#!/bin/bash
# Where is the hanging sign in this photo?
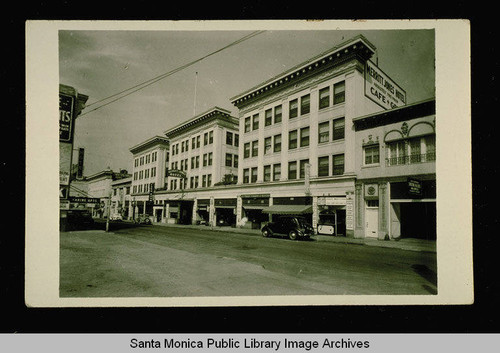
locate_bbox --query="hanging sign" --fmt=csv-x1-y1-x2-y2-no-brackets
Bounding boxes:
59,93,75,142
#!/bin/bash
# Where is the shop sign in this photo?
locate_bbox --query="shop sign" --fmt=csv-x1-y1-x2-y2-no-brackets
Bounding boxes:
59,93,75,142
318,197,347,206
345,197,354,231
408,178,423,197
69,197,100,204
317,224,335,235
60,186,69,199
59,142,72,186
167,169,186,178
197,205,207,211
364,183,379,200
365,60,406,110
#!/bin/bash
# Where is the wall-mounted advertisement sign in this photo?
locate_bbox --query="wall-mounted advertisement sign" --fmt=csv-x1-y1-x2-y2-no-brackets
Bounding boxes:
167,169,187,179
59,142,72,186
59,93,74,142
408,178,423,197
365,60,407,110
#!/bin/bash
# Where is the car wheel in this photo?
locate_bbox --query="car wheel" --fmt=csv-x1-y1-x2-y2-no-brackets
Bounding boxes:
262,229,270,237
289,230,298,240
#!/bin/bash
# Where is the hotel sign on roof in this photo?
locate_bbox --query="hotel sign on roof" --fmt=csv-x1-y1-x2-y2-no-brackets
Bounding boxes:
365,60,407,110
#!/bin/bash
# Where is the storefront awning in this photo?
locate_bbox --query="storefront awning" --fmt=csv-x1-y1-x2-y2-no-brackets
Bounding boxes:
261,205,313,215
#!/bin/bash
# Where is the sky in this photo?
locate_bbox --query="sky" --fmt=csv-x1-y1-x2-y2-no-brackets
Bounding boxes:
59,25,435,176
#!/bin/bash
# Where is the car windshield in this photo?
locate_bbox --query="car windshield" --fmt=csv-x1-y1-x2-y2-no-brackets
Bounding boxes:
295,217,309,228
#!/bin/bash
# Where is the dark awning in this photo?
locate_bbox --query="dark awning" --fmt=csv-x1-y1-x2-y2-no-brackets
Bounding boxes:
261,205,313,215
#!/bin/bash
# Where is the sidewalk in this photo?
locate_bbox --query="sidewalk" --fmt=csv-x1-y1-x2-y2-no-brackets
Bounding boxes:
154,222,436,253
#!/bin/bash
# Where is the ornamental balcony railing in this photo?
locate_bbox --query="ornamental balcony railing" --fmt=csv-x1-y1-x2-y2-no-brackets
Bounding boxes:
386,152,436,166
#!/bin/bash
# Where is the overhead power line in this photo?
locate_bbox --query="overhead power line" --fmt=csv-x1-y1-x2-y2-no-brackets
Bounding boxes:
80,30,266,117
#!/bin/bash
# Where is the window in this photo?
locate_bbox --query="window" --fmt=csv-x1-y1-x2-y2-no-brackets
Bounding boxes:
135,159,138,167
133,185,137,193
207,174,212,187
184,159,188,170
146,154,150,163
144,183,149,193
252,140,258,157
190,177,194,189
226,131,233,145
301,94,310,115
208,153,213,166
334,81,345,105
191,157,195,169
332,154,345,175
204,132,208,146
191,137,196,149
367,200,379,208
365,145,380,165
140,156,144,165
181,142,185,153
243,169,250,184
251,167,258,183
288,130,298,149
299,159,309,179
202,175,207,188
194,176,199,188
195,156,199,168
300,127,310,147
184,142,188,152
245,117,251,132
151,167,156,177
319,87,330,109
134,172,137,180
225,153,232,167
332,117,345,140
288,161,297,180
265,109,272,126
274,105,282,124
319,121,330,143
244,142,250,158
318,156,329,177
425,135,436,161
196,136,200,148
264,165,271,182
113,189,117,196
203,153,208,167
234,134,239,147
289,99,298,119
273,163,281,181
233,155,238,168
252,114,259,130
145,169,149,178
209,131,213,144
126,187,130,194
264,137,272,154
274,134,282,153
387,140,407,166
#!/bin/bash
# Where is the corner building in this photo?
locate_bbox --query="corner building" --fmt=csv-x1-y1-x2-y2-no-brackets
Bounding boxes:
231,35,387,236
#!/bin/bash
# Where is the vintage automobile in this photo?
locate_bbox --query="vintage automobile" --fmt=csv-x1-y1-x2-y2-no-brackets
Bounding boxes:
134,214,152,225
261,216,315,240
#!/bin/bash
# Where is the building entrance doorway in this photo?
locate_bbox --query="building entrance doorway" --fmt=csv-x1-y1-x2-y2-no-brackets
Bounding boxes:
365,207,378,238
399,202,436,240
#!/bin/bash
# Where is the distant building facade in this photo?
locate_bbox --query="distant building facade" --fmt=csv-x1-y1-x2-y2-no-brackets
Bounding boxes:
129,136,170,219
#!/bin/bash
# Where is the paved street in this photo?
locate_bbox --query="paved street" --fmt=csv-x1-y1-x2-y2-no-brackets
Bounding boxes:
60,222,437,297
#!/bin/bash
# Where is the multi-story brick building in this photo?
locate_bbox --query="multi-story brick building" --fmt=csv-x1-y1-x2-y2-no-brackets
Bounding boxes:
152,107,240,225
129,135,170,219
230,34,398,236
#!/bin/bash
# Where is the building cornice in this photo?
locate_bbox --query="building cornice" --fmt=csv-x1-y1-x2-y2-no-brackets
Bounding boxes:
164,107,238,139
129,135,170,154
230,35,376,109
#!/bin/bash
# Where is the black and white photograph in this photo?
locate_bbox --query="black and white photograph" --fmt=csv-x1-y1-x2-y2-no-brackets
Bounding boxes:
25,20,472,307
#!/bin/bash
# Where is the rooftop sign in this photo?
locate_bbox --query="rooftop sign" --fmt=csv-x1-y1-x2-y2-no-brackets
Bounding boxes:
365,60,406,110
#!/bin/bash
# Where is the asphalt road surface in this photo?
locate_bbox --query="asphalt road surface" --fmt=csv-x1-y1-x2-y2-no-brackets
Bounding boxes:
60,223,437,297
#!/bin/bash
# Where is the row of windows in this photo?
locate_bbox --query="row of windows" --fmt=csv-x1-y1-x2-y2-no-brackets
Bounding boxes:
225,153,239,168
243,81,345,132
133,182,155,194
168,174,214,191
134,151,158,167
242,154,344,183
113,186,131,196
171,131,215,156
133,167,157,181
243,118,345,159
364,135,436,166
170,153,214,171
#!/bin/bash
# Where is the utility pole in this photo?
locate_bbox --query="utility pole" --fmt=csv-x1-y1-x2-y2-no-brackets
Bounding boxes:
105,191,112,232
193,71,198,116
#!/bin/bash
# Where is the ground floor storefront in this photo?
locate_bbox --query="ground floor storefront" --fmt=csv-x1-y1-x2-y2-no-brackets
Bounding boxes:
144,176,356,236
354,175,436,240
